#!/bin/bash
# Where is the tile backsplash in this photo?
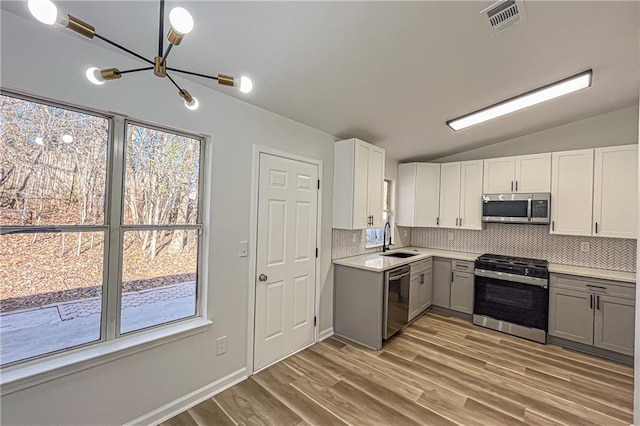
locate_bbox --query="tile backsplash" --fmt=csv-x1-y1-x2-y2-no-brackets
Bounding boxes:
332,226,411,260
411,224,636,272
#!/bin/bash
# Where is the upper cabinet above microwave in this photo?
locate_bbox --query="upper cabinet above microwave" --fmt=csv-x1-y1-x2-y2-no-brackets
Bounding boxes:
483,153,551,194
333,138,385,229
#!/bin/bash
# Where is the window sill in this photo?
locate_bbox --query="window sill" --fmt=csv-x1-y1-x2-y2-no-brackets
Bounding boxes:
0,317,212,395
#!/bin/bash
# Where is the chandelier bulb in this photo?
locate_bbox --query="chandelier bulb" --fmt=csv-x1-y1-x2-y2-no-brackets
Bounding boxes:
236,76,253,94
86,67,106,85
28,0,67,26
184,96,199,111
169,7,194,35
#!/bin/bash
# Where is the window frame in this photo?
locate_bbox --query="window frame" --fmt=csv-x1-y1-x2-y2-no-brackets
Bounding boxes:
365,178,394,248
0,90,207,368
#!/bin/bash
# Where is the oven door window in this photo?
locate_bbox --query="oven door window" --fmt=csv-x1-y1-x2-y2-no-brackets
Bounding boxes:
483,201,528,218
474,276,548,331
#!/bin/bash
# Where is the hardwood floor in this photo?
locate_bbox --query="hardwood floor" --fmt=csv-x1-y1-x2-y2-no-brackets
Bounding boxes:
162,312,634,426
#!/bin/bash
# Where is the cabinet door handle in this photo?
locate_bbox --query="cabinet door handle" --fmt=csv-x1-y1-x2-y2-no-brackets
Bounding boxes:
436,217,439,226
515,181,518,191
595,222,598,234
590,294,593,310
459,217,463,227
451,271,454,282
596,295,600,310
551,221,555,231
420,273,424,284
455,218,458,227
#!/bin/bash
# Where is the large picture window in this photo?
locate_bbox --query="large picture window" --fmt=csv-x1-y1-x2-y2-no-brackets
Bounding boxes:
0,93,204,366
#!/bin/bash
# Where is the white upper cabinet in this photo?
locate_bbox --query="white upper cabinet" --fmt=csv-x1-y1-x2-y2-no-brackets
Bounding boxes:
483,154,551,193
483,157,515,193
439,160,483,230
439,163,461,229
515,153,552,193
397,163,440,227
333,138,385,229
551,149,594,236
593,145,638,239
459,160,483,230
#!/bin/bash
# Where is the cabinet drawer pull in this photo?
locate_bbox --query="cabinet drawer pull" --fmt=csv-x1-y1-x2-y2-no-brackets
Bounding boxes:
586,284,607,290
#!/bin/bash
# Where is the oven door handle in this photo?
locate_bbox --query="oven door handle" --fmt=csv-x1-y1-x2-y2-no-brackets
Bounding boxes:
527,198,532,222
474,269,548,288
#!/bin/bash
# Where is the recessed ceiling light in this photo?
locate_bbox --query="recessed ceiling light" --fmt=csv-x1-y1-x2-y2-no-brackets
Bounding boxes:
62,134,73,143
34,137,44,145
446,70,593,131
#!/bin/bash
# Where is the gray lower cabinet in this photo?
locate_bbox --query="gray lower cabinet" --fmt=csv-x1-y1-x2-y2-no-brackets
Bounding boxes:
594,295,635,356
548,273,635,356
548,287,594,345
432,257,452,308
450,271,474,314
409,259,433,320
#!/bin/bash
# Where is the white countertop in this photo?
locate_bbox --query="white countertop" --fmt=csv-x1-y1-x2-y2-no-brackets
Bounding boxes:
333,247,636,283
549,263,636,284
332,247,479,272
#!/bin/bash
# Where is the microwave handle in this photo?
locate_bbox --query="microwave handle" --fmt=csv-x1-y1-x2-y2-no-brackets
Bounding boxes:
527,198,532,221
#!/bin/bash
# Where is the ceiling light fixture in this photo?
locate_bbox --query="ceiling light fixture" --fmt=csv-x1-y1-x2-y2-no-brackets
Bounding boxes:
446,70,592,131
27,0,253,111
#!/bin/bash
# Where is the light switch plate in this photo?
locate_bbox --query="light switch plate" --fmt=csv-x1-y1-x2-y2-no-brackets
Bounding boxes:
238,241,248,257
580,242,590,253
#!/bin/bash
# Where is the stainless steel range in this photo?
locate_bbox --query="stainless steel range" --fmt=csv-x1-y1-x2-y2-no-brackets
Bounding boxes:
473,254,549,343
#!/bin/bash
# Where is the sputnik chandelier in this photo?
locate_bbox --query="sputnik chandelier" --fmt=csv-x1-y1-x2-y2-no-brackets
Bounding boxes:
26,0,253,110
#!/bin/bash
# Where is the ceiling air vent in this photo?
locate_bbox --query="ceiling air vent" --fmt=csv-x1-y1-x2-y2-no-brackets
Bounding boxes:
480,0,527,35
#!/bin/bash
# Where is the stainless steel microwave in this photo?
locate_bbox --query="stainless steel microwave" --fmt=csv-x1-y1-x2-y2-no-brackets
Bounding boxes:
482,193,551,224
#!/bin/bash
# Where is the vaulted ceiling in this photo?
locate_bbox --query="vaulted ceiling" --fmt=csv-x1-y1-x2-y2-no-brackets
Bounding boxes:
3,1,639,160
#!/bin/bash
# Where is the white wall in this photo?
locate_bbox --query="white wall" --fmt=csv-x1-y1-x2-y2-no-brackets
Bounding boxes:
433,106,639,163
0,12,336,425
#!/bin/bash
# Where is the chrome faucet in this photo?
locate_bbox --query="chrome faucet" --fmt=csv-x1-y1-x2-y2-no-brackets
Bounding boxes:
382,222,392,252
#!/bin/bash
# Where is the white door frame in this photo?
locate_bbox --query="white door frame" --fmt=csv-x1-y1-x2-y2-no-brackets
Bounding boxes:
246,145,323,374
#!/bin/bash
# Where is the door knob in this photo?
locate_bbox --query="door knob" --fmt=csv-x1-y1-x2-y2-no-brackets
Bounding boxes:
259,274,268,282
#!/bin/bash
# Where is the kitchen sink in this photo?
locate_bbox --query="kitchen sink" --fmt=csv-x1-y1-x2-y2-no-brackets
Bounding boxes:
379,252,419,258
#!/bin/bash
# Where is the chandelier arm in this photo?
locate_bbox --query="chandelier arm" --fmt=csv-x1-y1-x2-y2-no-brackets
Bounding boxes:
94,34,154,65
165,73,184,92
160,44,173,66
166,67,219,80
120,67,154,75
158,0,165,57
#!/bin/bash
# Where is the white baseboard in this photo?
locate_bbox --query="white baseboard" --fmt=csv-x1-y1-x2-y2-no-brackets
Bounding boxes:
319,327,334,341
124,367,247,426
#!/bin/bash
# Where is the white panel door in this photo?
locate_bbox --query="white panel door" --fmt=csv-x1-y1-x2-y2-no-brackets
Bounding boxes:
593,145,638,239
415,163,441,227
459,160,483,230
368,147,385,228
551,149,594,236
439,163,461,228
483,157,515,193
515,153,551,193
352,142,370,229
255,153,318,370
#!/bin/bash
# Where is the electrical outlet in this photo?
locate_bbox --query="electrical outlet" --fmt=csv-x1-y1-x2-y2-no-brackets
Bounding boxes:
404,230,408,238
352,232,358,243
361,232,365,243
238,241,248,257
448,232,454,241
216,336,227,355
580,242,590,253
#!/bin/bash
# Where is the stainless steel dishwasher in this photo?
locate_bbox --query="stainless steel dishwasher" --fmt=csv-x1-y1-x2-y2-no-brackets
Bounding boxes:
384,265,411,339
